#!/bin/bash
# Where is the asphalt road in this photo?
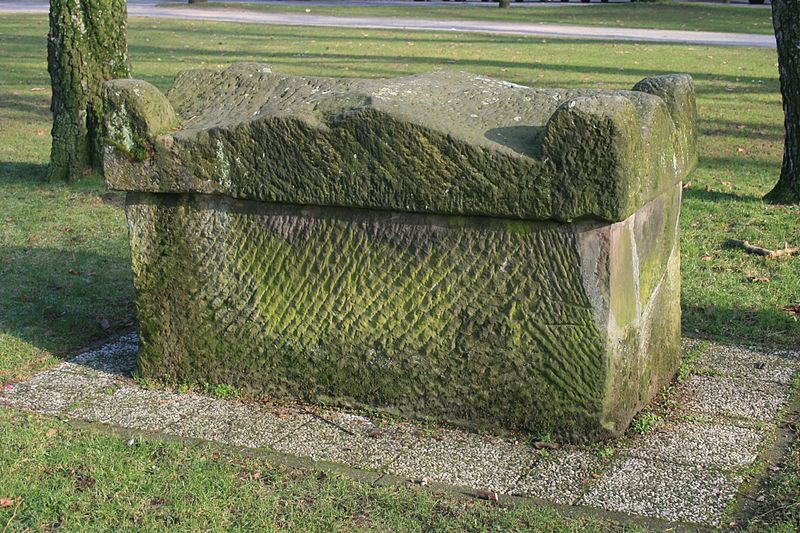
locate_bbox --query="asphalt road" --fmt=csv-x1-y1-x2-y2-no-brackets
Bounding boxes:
0,0,776,48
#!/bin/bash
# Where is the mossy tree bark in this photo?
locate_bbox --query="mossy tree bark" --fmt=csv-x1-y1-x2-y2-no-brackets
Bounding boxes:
766,0,800,203
47,0,130,182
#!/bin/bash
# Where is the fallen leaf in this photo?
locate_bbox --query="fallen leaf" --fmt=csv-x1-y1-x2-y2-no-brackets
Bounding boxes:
746,276,770,283
682,181,692,190
533,441,561,450
477,490,499,501
74,471,95,491
150,497,165,508
46,428,58,437
0,498,13,508
68,268,80,275
737,147,746,154
97,317,110,330
273,406,294,419
701,254,713,261
30,87,45,92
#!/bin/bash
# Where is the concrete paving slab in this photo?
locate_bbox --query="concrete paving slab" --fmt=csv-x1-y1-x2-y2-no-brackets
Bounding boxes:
70,387,209,432
2,335,797,527
581,457,741,526
624,421,764,469
387,429,535,493
0,369,118,414
63,333,138,378
696,344,800,385
226,404,308,449
163,397,241,443
678,375,791,422
510,450,602,505
319,409,418,443
680,337,707,357
273,413,406,471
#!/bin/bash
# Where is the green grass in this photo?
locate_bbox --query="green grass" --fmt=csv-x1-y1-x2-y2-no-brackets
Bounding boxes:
1,13,796,378
628,412,661,436
171,1,776,35
0,410,633,532
0,11,798,530
0,27,132,382
744,377,800,532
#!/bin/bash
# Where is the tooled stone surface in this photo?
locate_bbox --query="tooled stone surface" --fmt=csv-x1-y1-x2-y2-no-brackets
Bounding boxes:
108,66,690,439
104,64,697,222
126,184,682,440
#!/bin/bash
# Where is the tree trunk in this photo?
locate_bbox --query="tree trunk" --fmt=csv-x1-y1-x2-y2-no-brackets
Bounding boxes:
499,0,511,8
47,0,130,182
766,0,800,203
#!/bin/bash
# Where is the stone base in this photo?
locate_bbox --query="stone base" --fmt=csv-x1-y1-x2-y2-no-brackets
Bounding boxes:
126,184,681,442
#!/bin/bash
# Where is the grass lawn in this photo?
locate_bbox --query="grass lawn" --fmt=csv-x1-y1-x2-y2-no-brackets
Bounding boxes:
0,409,632,531
170,1,776,35
0,11,798,531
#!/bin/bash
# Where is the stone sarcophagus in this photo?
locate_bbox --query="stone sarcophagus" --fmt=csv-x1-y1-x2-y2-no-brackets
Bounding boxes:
103,64,696,441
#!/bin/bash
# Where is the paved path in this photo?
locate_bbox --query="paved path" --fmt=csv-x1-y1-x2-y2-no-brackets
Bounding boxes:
2,335,798,527
0,0,776,48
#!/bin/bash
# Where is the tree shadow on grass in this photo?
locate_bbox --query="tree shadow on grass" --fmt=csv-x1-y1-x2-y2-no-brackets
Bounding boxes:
0,94,51,124
129,42,780,96
0,244,135,366
683,187,764,204
683,304,800,350
0,161,48,181
0,162,126,208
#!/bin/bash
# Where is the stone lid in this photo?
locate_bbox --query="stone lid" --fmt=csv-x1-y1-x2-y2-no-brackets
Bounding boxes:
103,64,696,222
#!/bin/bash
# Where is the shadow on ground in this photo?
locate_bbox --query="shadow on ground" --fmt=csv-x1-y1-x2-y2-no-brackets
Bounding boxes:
0,161,48,180
683,304,800,347
0,244,135,361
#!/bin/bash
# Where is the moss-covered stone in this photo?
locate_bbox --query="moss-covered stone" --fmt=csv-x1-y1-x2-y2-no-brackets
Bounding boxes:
107,67,694,440
104,65,696,223
633,74,698,177
103,80,180,162
125,185,683,442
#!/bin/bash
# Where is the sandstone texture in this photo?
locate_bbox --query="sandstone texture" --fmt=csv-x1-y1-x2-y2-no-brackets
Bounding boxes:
103,65,696,441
